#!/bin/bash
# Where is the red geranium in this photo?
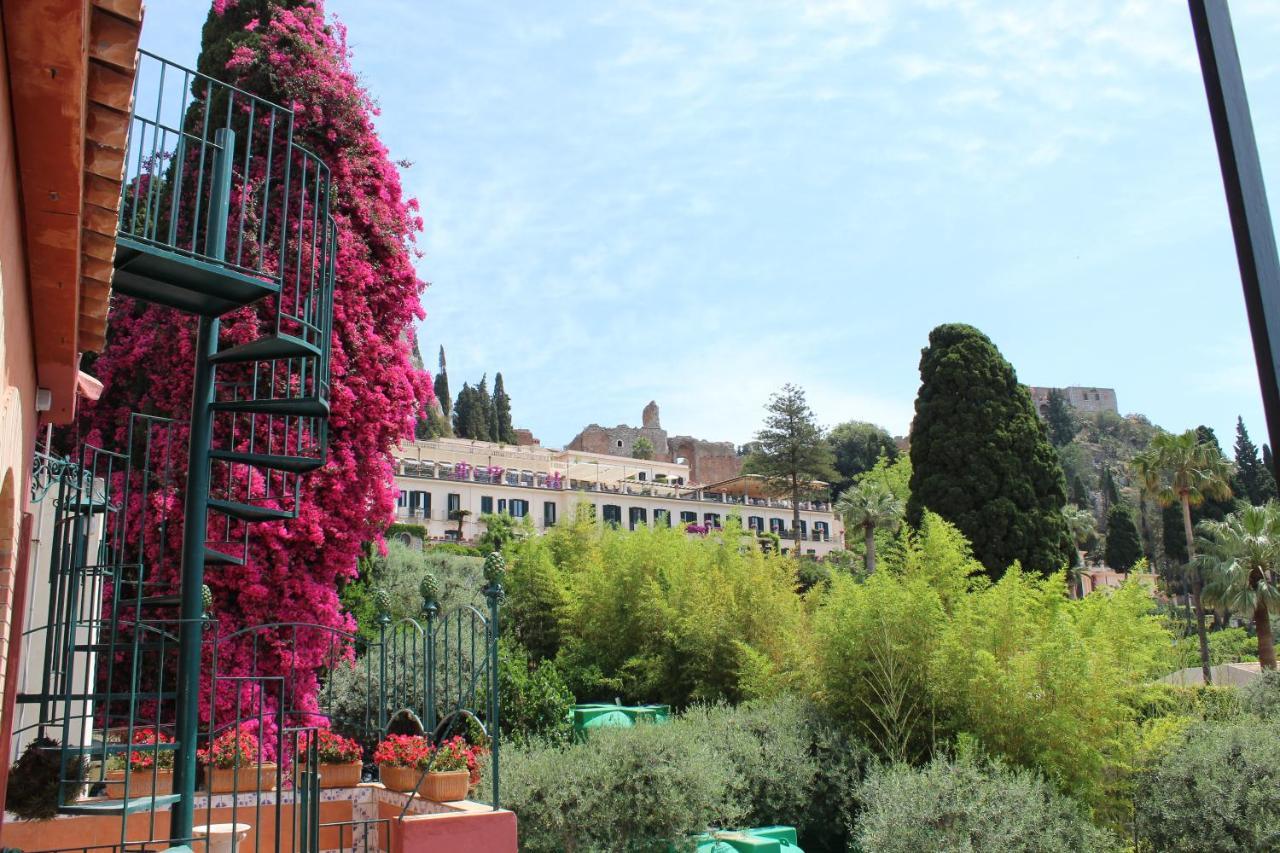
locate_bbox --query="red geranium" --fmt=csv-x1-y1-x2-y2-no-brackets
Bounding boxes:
304,729,361,764
373,735,430,769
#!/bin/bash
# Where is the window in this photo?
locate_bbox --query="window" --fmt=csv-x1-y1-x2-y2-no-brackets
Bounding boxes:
396,490,407,509
704,512,721,528
769,518,784,533
544,501,557,527
814,521,828,541
480,496,494,515
680,511,698,524
655,509,671,527
798,519,807,538
603,504,622,526
447,493,461,515
748,515,763,531
617,440,624,449
498,498,507,514
417,492,431,519
629,507,648,530
510,499,529,518
638,471,646,481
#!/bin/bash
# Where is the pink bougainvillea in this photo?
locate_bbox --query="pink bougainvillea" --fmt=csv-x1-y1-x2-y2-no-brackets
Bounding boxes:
80,0,431,739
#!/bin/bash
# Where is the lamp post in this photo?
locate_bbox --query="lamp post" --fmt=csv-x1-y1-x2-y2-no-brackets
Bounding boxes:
1189,0,1280,476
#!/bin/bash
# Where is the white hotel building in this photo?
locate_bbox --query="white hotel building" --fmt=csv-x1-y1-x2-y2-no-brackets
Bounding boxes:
391,438,845,558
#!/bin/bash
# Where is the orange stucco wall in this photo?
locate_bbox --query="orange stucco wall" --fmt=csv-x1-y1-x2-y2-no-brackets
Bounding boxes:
1,800,357,851
0,4,40,749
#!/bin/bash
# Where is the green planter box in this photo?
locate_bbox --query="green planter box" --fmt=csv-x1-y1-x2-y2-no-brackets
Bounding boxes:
689,826,802,852
569,703,672,739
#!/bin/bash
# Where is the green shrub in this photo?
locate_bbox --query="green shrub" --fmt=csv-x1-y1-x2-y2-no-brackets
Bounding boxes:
544,516,808,705
490,697,862,852
1135,716,1280,852
1240,669,1280,717
1173,626,1257,669
496,639,574,746
856,754,1118,853
494,721,742,853
677,698,819,833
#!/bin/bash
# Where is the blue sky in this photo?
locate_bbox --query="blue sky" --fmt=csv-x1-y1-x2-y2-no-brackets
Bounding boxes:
141,1,1280,451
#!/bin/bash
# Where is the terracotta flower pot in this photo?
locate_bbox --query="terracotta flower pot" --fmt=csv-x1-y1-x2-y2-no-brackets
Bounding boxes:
103,768,173,799
378,763,421,793
419,769,470,802
318,761,362,789
207,762,278,794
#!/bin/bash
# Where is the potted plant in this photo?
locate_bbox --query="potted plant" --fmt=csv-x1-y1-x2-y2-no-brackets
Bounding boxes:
199,728,276,794
304,729,362,789
418,736,472,803
104,728,174,798
374,734,430,793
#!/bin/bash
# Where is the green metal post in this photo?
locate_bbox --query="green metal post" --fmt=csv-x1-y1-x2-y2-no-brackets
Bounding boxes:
171,127,234,843
377,613,390,734
485,582,501,811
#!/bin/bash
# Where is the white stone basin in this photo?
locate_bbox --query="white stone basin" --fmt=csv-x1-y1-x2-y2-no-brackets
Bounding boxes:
192,822,252,853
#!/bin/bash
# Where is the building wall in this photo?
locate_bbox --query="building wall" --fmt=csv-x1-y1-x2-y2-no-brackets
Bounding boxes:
0,9,39,725
667,435,741,485
391,441,844,559
1028,386,1119,417
567,423,671,460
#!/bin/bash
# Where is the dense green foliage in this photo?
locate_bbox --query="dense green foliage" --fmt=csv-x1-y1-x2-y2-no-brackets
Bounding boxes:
1104,504,1143,571
495,639,574,746
857,753,1117,853
827,420,899,497
1232,417,1273,504
834,477,902,574
341,540,482,641
1197,504,1280,670
513,516,808,705
1135,716,1280,851
814,512,1169,810
451,382,489,440
631,436,654,459
489,697,864,853
1043,388,1079,448
492,372,516,444
907,324,1072,577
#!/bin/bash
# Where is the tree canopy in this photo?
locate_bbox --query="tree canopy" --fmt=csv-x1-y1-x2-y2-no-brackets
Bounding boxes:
1103,504,1143,572
742,384,836,553
828,421,899,497
906,324,1072,577
1043,388,1078,447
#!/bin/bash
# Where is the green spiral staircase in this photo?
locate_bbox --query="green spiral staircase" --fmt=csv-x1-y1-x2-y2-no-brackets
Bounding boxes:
14,50,336,847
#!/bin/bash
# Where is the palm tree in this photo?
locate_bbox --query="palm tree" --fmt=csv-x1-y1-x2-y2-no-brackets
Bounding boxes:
1196,504,1280,670
1134,431,1234,683
1062,504,1096,597
836,479,903,575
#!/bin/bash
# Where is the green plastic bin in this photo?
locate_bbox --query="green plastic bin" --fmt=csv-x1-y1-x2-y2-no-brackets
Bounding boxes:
689,826,803,852
569,702,672,739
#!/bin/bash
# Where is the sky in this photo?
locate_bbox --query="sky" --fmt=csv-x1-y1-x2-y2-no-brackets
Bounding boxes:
139,0,1280,451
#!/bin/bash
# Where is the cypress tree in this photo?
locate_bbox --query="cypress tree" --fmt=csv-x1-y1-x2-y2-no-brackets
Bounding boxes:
493,372,516,444
907,324,1072,577
434,346,451,418
1103,504,1143,571
453,383,482,439
1194,425,1238,523
1070,475,1090,508
1044,388,1078,447
476,374,494,442
1101,467,1120,512
1162,503,1188,565
1265,444,1279,502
